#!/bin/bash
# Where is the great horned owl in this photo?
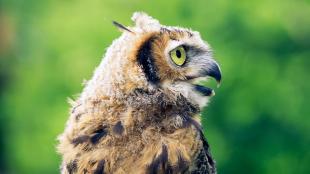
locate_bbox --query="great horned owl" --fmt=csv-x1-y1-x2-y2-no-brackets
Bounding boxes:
58,12,222,174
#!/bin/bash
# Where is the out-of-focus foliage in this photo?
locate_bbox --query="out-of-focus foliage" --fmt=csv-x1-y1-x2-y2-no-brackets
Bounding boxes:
0,0,309,173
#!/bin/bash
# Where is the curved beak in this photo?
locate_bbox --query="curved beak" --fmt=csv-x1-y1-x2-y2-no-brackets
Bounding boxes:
183,60,222,97
204,61,222,85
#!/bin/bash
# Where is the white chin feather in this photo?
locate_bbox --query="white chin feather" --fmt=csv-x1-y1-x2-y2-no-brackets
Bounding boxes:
163,81,210,109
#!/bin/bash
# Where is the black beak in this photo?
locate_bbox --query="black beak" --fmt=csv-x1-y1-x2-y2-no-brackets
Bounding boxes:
204,62,222,84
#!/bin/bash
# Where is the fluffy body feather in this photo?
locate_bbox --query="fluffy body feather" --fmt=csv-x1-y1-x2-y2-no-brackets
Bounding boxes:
58,12,221,174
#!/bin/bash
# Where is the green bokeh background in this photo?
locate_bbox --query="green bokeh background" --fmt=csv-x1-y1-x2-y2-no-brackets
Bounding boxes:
0,0,309,173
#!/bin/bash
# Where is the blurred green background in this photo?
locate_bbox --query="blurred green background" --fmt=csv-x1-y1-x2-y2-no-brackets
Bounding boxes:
0,0,309,173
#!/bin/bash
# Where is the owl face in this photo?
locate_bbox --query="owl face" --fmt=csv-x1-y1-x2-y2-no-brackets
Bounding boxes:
127,13,221,108
89,12,221,109
136,31,220,108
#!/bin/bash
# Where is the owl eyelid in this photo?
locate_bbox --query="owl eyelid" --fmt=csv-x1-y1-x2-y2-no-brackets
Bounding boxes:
182,45,206,56
171,44,187,52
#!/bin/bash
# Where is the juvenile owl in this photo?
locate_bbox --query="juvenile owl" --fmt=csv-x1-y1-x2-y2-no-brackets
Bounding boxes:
58,12,221,174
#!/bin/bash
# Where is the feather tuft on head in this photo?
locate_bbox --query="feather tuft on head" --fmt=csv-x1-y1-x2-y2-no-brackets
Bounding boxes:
131,12,160,31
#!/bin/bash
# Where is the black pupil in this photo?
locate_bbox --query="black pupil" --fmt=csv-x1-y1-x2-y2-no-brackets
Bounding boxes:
176,50,182,58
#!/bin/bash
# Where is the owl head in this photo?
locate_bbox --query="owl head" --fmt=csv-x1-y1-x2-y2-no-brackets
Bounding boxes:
82,12,221,110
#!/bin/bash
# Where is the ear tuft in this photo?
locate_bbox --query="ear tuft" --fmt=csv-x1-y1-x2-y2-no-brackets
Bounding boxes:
131,12,160,31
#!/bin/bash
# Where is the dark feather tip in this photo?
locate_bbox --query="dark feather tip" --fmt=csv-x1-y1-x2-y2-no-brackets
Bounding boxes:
112,21,134,33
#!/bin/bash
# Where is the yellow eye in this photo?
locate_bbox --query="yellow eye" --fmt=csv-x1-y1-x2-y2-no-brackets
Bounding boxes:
170,46,186,66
